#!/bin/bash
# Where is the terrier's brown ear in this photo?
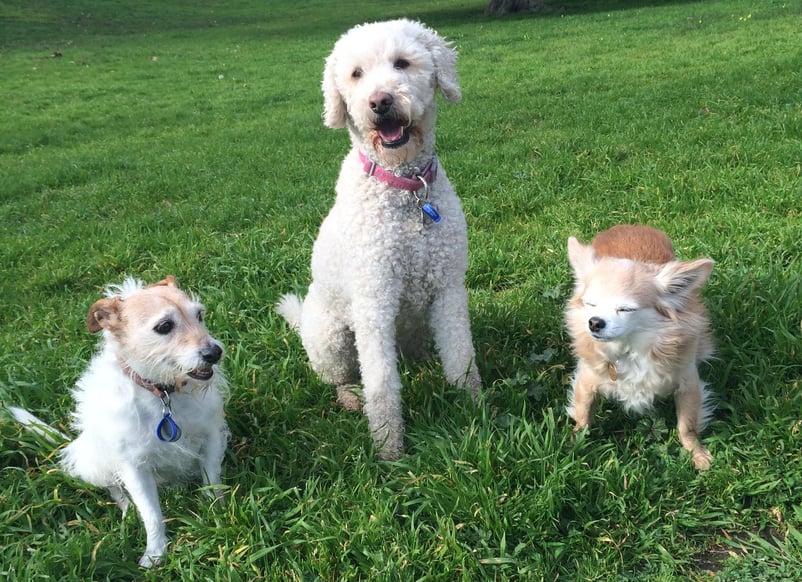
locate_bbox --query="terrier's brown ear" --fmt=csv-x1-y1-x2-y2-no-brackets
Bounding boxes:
147,275,178,289
86,297,123,333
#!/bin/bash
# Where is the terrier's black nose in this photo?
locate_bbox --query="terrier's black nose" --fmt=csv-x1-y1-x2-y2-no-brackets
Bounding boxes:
201,343,223,364
588,317,606,333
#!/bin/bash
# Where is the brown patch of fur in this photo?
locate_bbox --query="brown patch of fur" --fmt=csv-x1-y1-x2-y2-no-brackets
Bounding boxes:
592,224,676,264
147,275,178,289
86,297,122,333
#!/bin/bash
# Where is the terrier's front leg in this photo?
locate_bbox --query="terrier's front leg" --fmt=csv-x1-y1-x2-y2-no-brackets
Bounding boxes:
119,464,167,568
200,427,227,500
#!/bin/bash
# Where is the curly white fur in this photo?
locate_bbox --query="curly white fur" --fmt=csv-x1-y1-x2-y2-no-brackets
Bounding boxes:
277,19,481,460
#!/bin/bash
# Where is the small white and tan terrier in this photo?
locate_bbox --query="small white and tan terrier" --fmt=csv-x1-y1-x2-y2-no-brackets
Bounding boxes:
9,275,228,567
565,225,715,470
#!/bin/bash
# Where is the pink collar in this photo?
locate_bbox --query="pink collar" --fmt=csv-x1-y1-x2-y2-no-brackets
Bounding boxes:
118,358,176,398
358,150,437,191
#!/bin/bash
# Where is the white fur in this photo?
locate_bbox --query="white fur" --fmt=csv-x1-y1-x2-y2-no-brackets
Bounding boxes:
277,20,481,460
10,277,228,567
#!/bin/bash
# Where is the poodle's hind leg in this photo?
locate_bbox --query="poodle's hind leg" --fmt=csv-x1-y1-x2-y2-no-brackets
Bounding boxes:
298,287,359,387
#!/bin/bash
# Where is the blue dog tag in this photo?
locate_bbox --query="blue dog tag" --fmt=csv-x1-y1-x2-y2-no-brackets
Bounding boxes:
421,202,441,223
156,412,182,442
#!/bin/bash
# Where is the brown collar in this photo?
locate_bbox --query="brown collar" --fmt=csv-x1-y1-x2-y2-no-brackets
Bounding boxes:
118,359,175,398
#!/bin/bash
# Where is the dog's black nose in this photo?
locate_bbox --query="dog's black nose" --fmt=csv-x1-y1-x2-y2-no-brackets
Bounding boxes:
201,343,223,364
588,317,606,333
369,91,394,115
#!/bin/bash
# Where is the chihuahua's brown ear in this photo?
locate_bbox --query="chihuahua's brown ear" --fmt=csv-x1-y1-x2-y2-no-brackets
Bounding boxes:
148,275,178,289
86,297,122,333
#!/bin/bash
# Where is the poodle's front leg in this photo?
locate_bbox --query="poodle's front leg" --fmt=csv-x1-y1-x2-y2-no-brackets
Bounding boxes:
430,285,481,400
352,300,404,460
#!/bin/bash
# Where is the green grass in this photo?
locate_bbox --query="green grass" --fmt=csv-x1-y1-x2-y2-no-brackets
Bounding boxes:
1,0,801,579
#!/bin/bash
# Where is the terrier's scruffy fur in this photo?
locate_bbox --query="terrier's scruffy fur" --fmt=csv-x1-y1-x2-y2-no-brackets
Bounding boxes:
10,276,228,566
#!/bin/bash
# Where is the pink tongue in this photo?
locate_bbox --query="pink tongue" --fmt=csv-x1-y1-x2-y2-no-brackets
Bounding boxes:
379,124,404,142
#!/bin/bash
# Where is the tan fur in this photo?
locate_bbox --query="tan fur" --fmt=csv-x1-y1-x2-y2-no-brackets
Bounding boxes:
87,276,222,390
592,224,676,264
566,226,715,470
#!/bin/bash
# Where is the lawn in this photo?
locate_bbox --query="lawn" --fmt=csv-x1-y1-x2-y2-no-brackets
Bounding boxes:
1,0,801,579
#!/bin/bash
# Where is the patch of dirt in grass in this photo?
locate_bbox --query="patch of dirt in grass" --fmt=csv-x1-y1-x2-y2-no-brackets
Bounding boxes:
692,526,784,575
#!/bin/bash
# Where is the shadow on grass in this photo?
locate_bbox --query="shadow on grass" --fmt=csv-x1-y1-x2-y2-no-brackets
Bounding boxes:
3,0,715,50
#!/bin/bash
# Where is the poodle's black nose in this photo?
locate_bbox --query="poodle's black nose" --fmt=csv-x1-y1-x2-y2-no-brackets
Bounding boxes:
369,92,394,115
588,317,606,333
201,343,223,364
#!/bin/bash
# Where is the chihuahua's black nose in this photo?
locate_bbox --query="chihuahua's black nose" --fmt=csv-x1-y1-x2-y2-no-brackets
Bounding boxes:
201,343,223,364
588,317,606,333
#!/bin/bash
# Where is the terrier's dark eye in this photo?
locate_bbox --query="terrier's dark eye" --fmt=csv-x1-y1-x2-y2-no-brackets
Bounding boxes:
394,58,410,70
197,311,205,323
154,320,174,335
352,67,363,79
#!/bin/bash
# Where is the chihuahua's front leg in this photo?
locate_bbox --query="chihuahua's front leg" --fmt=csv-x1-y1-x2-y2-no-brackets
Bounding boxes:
567,365,599,430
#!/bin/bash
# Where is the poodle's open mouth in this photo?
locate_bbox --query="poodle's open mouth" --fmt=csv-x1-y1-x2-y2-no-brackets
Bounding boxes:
187,366,214,381
377,118,411,148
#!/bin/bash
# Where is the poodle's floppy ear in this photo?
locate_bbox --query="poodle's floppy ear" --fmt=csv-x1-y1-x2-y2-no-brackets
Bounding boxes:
419,23,462,104
86,297,123,334
322,50,347,128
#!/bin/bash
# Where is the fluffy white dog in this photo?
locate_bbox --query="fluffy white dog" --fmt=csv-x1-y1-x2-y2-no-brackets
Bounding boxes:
10,276,228,566
277,19,481,460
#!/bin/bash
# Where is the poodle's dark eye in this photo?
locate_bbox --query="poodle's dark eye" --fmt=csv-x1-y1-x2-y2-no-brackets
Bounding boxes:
394,58,410,70
352,67,363,79
154,320,174,335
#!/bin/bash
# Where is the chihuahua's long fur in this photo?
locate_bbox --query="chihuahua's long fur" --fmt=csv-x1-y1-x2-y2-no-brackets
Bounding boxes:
565,225,715,470
10,276,228,566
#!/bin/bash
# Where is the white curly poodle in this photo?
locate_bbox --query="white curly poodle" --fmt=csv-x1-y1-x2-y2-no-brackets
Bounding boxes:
277,19,481,460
